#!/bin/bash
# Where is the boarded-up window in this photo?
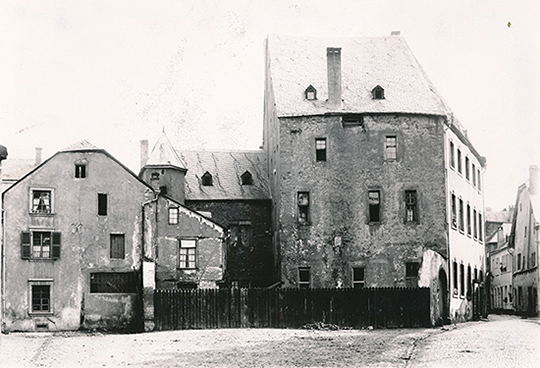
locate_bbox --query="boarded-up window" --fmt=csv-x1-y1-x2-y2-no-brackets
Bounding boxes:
110,234,125,259
368,190,380,222
179,239,197,269
90,272,136,293
298,267,310,289
98,193,108,216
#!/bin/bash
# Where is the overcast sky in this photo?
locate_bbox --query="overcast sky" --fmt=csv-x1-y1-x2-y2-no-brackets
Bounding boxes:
1,0,539,211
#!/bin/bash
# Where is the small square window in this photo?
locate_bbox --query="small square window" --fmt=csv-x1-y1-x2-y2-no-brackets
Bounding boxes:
298,267,310,289
75,164,87,178
352,267,365,288
385,136,397,160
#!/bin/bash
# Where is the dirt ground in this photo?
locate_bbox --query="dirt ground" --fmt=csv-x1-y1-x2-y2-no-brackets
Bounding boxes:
0,326,436,368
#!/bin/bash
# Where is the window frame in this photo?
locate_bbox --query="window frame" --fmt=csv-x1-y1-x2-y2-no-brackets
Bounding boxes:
451,193,457,229
241,171,253,185
168,207,179,225
28,279,54,315
465,156,470,181
179,239,197,269
90,272,137,294
405,190,419,223
298,267,311,289
110,233,125,259
372,85,385,99
458,198,464,233
352,267,365,288
75,163,87,178
201,172,213,186
315,138,327,162
449,141,455,169
29,188,54,215
457,149,462,174
21,231,61,260
384,136,398,161
460,263,465,297
368,190,381,223
297,191,310,224
305,85,317,100
98,193,108,216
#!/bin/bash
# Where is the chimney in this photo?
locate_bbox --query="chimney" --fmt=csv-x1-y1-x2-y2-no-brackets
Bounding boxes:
327,47,342,108
34,147,42,166
140,140,149,169
391,30,401,36
497,226,505,247
529,165,539,195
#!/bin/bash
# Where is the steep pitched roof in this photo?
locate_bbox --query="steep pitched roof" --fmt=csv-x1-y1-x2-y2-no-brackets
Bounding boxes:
147,131,186,170
60,140,99,151
266,34,451,117
177,150,270,200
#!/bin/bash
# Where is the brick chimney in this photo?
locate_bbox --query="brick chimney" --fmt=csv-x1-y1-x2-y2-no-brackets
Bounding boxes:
140,140,149,169
34,147,42,166
529,165,539,195
327,47,342,108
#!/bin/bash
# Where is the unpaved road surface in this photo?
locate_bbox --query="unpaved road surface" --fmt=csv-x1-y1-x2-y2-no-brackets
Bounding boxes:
0,315,538,367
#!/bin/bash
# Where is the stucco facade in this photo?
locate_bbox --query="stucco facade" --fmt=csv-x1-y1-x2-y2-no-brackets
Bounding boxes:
1,143,152,332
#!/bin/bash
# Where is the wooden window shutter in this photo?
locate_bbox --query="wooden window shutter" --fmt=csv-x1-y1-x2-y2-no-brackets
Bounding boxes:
21,232,31,259
52,232,61,259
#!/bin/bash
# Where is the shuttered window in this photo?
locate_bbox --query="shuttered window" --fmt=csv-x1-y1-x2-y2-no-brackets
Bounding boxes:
110,234,125,259
21,231,60,260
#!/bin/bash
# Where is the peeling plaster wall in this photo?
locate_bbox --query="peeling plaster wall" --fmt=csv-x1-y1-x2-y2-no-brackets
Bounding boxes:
144,196,225,289
276,114,448,289
2,151,149,331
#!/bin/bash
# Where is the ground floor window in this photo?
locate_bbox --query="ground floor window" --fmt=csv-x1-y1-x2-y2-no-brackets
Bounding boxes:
298,267,310,289
90,272,137,293
28,279,53,314
352,267,365,288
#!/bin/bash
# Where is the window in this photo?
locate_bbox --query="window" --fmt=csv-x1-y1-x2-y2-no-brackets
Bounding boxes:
477,169,481,190
297,192,310,223
473,209,478,239
405,190,418,222
90,272,136,293
531,252,536,267
231,224,252,248
474,267,478,281
460,263,465,297
467,265,472,299
169,207,179,224
160,186,168,195
458,199,464,232
151,172,160,180
241,171,253,185
342,114,364,127
75,164,87,178
98,193,108,216
21,231,61,260
110,234,125,259
305,85,317,100
202,172,213,186
352,267,365,288
525,226,528,237
179,239,197,269
453,261,458,295
31,190,52,214
450,141,455,169
298,267,310,289
372,85,385,99
31,285,51,313
368,190,381,222
405,262,420,287
472,164,476,186
467,204,471,236
457,149,462,174
517,253,522,270
465,157,470,180
451,193,457,228
315,138,327,162
478,214,483,241
385,136,397,160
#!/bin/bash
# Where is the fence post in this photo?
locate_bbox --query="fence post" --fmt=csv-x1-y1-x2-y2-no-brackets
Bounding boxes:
142,261,156,331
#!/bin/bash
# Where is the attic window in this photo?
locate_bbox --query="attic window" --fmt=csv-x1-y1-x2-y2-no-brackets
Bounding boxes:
372,85,385,99
202,172,213,186
305,85,317,100
241,171,253,185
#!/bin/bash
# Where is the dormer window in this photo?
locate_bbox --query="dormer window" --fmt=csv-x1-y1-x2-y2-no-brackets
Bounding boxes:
202,172,213,186
372,85,385,99
241,171,253,185
305,85,317,100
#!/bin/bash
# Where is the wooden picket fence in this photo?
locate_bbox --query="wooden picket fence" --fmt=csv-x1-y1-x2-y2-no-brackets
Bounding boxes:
153,287,431,330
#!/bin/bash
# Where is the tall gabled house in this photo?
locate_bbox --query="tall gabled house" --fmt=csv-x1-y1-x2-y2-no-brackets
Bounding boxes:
263,34,486,323
509,165,539,316
1,141,154,332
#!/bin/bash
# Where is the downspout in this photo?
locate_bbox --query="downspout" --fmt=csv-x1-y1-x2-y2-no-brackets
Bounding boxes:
1,202,6,332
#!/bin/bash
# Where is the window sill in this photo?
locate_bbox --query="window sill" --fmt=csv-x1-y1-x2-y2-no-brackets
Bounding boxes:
29,213,55,217
297,222,312,226
29,311,53,316
25,258,56,262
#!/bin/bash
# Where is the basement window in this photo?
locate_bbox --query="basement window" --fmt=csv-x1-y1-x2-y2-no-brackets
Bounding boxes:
202,172,213,186
315,138,327,162
372,85,385,99
305,85,317,100
352,267,365,288
298,267,311,289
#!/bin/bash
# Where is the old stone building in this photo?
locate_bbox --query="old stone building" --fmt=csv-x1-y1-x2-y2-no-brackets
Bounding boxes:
263,34,486,323
509,165,539,316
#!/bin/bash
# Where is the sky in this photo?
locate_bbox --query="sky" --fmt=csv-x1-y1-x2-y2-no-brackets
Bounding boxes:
1,0,539,211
